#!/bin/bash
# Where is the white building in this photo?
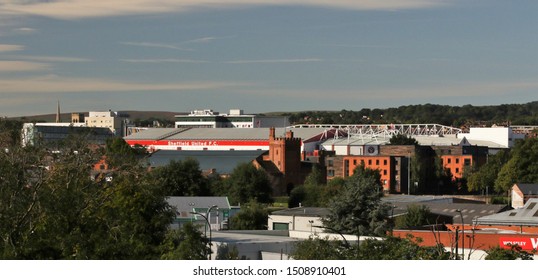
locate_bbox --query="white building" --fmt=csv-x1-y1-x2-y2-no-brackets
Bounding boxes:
457,126,525,150
175,109,289,129
85,110,127,136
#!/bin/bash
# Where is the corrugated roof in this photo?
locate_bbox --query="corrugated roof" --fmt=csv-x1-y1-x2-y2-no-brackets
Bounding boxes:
125,127,329,141
124,128,186,140
149,150,266,174
475,198,538,226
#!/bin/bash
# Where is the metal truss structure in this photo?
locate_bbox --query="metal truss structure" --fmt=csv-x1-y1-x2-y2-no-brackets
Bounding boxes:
290,123,463,140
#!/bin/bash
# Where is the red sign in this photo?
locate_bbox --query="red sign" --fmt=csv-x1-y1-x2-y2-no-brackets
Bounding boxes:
499,237,538,250
126,139,269,147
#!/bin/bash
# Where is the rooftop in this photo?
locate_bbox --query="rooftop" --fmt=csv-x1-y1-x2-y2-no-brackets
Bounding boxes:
475,198,538,227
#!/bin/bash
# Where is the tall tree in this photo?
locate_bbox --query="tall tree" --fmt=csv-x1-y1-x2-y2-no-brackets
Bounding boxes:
229,200,269,230
152,158,210,197
224,163,273,205
323,167,390,237
159,223,209,260
495,138,538,193
467,150,510,193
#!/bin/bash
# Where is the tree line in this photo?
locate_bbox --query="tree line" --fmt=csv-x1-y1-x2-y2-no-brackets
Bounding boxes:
280,101,538,127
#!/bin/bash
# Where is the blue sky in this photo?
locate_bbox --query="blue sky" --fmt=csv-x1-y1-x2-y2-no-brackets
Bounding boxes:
0,0,537,117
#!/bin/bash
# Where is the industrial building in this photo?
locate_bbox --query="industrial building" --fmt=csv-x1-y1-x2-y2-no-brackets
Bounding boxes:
175,109,289,128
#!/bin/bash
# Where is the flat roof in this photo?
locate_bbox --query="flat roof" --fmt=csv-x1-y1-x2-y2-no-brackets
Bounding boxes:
475,198,538,226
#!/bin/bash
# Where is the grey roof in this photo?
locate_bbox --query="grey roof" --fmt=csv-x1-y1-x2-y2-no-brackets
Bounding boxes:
382,195,454,204
166,196,230,213
514,183,538,195
148,150,266,174
270,207,330,217
125,127,329,142
475,198,538,226
416,202,507,225
124,128,187,140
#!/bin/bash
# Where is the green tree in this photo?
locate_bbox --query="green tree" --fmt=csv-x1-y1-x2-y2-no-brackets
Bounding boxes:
291,236,351,260
224,163,273,205
229,201,269,230
396,205,432,229
357,236,450,260
152,158,210,197
467,150,510,193
0,137,175,259
485,245,534,260
291,235,449,260
323,167,390,237
104,137,146,168
495,138,538,193
160,223,209,260
288,165,332,208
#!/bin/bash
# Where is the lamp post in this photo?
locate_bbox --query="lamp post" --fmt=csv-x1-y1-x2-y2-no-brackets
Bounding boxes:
456,209,464,260
191,205,218,260
390,205,397,236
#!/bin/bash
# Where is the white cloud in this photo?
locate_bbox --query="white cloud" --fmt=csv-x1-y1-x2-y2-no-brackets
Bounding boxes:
0,0,448,20
0,60,49,71
0,75,247,93
0,44,24,52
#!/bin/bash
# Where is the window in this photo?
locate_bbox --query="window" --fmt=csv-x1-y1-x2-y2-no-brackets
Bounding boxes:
328,160,334,167
456,158,460,164
383,160,387,165
376,159,379,165
353,159,357,165
455,168,459,174
328,169,335,177
447,158,451,164
368,159,372,165
383,170,387,175
273,223,289,230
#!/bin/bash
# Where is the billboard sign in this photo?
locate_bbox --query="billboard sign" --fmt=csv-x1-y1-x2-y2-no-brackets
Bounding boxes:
499,237,538,250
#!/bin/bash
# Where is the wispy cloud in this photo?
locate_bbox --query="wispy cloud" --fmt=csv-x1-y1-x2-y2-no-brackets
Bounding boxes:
225,58,323,64
120,41,191,51
0,44,24,52
0,75,248,93
0,60,49,71
5,55,91,62
120,58,208,64
0,0,449,20
183,37,217,44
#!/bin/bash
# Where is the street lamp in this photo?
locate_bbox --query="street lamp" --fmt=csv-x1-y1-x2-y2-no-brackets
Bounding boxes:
191,205,218,260
456,209,464,260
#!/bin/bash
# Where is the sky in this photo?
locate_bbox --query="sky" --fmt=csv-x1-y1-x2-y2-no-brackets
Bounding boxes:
0,0,537,117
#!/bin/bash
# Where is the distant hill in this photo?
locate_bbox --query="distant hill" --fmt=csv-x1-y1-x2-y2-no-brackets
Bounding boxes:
10,111,186,123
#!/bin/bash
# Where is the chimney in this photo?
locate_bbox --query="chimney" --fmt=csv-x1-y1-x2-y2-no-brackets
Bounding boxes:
269,127,276,140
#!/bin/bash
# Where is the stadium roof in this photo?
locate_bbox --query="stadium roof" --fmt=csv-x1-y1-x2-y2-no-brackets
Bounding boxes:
125,127,331,142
